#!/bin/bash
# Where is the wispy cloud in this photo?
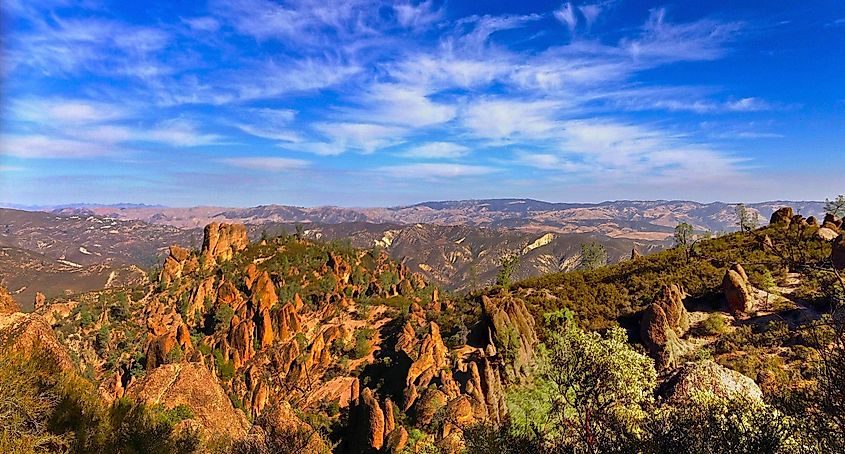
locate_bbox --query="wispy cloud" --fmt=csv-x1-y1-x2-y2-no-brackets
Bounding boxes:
378,163,499,178
462,99,562,141
0,135,115,159
401,142,471,159
221,156,310,171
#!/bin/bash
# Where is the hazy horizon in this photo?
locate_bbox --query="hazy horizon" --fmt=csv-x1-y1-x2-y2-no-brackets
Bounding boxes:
0,197,829,212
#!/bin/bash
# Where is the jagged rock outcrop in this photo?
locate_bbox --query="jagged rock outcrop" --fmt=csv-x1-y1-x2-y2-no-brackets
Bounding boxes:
833,234,845,270
631,248,642,260
480,294,539,381
659,360,763,404
769,207,794,227
0,286,20,315
125,362,250,439
404,322,448,409
34,291,46,310
201,222,248,267
722,263,755,315
640,284,691,370
348,387,385,452
160,245,198,286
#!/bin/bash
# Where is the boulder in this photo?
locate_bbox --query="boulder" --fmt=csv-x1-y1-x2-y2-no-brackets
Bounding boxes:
806,216,819,227
832,234,845,270
659,360,763,404
769,207,793,227
384,427,409,454
0,309,74,371
722,263,755,315
818,227,839,241
640,285,691,370
125,363,250,439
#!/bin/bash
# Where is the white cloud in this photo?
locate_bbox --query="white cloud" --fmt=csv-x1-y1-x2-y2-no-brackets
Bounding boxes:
12,98,130,124
554,3,578,33
462,99,562,140
726,97,772,112
402,142,471,159
0,135,113,158
221,157,310,171
311,122,406,154
387,54,511,90
622,9,742,62
347,84,456,128
183,16,221,32
145,119,221,147
393,1,442,28
378,163,499,178
233,108,303,142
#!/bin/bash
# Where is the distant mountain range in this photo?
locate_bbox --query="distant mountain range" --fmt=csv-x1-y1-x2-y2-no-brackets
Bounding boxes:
0,199,826,307
49,199,825,237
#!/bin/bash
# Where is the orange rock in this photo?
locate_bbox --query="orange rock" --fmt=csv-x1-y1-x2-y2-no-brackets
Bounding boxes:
257,309,274,348
201,222,248,267
251,271,278,313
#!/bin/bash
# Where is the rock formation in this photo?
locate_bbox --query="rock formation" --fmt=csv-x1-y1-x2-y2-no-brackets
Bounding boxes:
659,360,763,404
640,284,691,370
125,362,250,439
201,222,248,267
348,387,386,452
34,292,46,310
769,207,794,227
833,234,845,270
0,286,20,315
0,299,73,371
722,263,755,315
480,293,539,381
631,248,642,260
823,213,843,230
160,245,198,286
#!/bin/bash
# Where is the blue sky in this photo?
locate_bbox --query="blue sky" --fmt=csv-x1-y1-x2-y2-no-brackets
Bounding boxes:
1,0,843,207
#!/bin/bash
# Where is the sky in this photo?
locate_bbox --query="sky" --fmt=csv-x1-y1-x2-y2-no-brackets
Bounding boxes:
1,0,843,207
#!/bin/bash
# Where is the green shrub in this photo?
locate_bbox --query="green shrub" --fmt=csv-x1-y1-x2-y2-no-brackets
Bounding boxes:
352,328,373,359
698,314,728,336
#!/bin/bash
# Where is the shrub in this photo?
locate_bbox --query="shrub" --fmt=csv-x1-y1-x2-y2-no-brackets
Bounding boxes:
352,328,373,359
698,314,728,336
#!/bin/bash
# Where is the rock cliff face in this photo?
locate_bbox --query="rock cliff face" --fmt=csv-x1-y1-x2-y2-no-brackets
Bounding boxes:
125,362,250,439
722,263,755,315
640,284,691,370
